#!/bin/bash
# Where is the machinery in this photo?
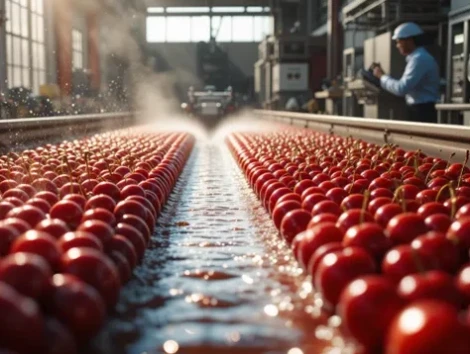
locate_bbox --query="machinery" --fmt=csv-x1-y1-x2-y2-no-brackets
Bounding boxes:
181,86,236,121
447,3,470,104
254,35,311,110
444,1,470,124
343,47,364,117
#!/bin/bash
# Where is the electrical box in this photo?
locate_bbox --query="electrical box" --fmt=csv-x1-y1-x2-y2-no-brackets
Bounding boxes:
272,63,309,93
448,16,469,103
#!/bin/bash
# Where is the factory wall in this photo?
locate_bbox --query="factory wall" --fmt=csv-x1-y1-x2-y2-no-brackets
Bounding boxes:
148,42,259,90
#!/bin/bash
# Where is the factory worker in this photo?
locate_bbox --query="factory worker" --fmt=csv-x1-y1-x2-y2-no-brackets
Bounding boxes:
373,22,440,123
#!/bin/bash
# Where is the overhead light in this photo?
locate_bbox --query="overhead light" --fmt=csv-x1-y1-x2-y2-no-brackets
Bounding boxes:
147,7,164,13
167,7,210,13
212,7,245,13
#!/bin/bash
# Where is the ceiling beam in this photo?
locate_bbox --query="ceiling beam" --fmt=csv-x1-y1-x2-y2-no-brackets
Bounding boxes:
145,0,270,7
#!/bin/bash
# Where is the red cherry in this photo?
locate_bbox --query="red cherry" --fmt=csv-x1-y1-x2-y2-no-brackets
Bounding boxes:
58,231,103,253
35,219,70,240
31,178,59,194
382,245,436,283
343,222,392,262
0,201,15,219
25,197,51,215
60,248,121,309
425,214,452,233
341,194,366,211
50,200,84,230
107,235,137,269
272,200,302,230
267,187,291,213
336,209,374,233
108,251,132,284
2,197,23,207
77,220,114,246
416,189,439,204
397,270,463,308
300,187,325,200
338,275,405,352
293,180,317,197
6,205,46,228
46,273,106,340
307,213,338,227
456,203,470,219
386,213,427,245
312,200,342,217
0,252,52,299
92,182,120,202
10,230,61,270
84,194,116,213
326,187,349,205
15,184,36,198
2,188,29,202
411,232,461,273
315,247,376,308
81,208,117,227
118,214,151,243
301,193,328,213
370,188,394,200
2,217,31,234
0,282,45,353
115,223,146,261
34,191,59,207
417,202,449,219
385,300,470,354
447,217,470,253
114,200,149,227
306,242,343,277
62,194,87,210
126,196,157,219
280,209,311,244
294,222,343,268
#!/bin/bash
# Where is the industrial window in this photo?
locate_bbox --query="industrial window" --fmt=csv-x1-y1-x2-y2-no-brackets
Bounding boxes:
191,16,211,42
166,16,191,42
147,15,272,43
212,16,232,42
72,29,84,69
5,0,45,94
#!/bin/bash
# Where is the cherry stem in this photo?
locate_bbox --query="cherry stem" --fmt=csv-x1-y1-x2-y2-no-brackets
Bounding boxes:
425,160,442,184
360,190,370,224
84,152,91,178
445,152,456,170
392,185,407,212
457,150,469,189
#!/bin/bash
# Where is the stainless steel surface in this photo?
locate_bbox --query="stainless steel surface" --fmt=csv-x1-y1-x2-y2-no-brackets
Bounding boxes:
436,103,470,110
254,110,470,161
89,140,337,354
0,112,135,152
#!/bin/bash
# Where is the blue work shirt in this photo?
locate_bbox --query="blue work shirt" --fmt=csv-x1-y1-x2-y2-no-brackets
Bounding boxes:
380,47,440,105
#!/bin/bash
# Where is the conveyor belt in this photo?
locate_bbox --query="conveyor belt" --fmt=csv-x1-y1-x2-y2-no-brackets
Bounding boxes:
87,139,345,354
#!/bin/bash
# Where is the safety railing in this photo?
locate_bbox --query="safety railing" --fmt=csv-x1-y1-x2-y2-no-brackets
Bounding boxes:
0,112,135,153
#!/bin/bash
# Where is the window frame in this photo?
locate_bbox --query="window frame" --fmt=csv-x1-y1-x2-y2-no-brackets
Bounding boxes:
5,0,46,94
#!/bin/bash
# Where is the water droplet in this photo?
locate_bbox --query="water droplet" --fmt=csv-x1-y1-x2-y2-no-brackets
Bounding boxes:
264,304,279,317
163,340,179,354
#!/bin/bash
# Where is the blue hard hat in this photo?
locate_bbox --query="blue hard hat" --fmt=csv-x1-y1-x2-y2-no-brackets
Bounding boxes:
392,22,424,40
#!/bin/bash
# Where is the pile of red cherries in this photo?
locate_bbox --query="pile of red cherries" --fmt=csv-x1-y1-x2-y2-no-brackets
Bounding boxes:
227,129,470,354
0,130,194,354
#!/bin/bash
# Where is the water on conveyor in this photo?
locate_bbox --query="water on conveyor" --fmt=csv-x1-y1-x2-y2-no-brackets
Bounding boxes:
88,139,349,354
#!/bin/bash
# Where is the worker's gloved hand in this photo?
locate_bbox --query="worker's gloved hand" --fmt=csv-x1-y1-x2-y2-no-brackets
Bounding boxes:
373,65,385,79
